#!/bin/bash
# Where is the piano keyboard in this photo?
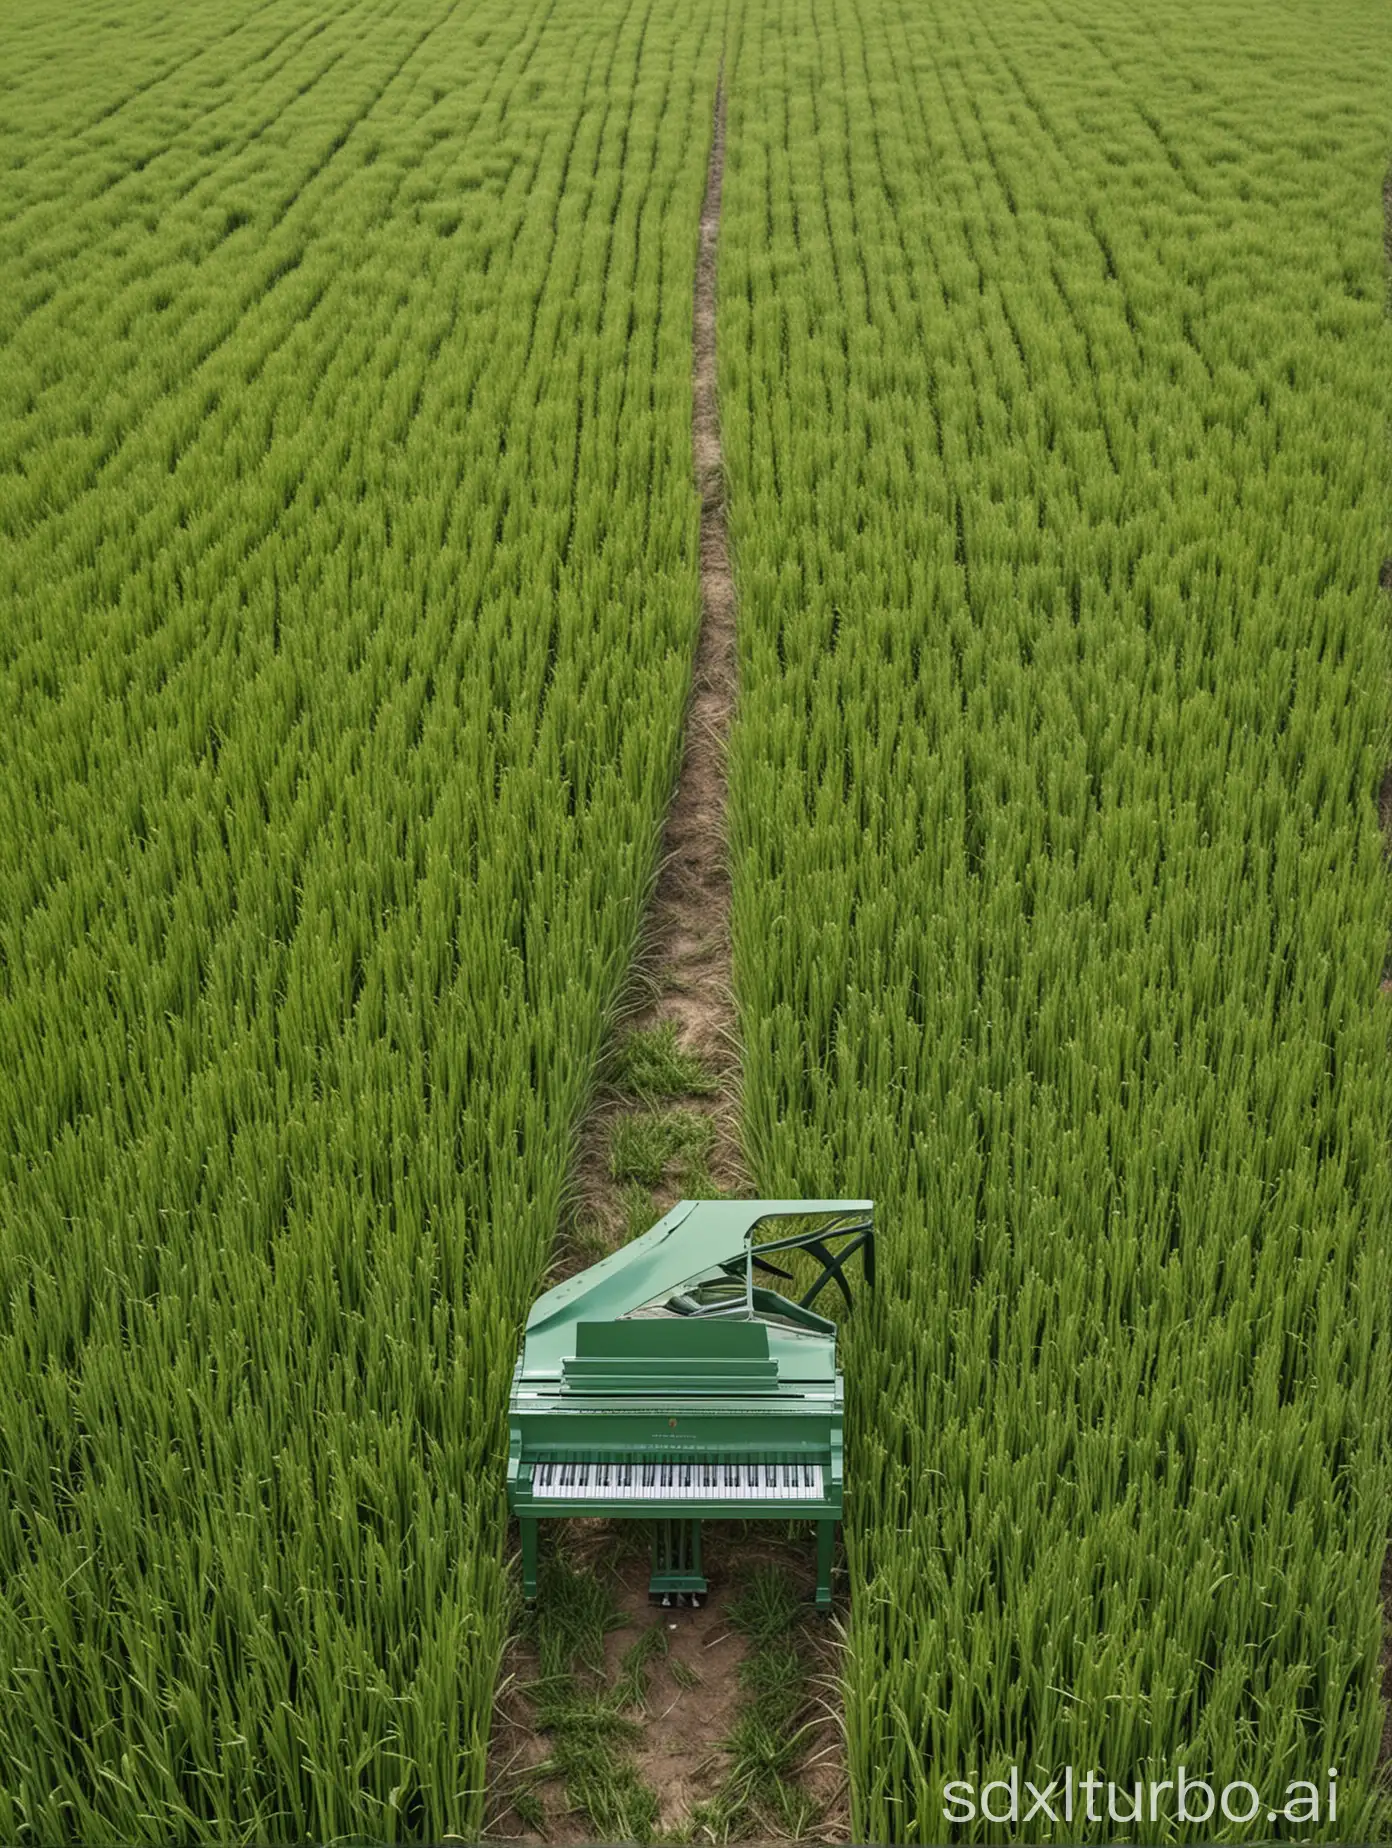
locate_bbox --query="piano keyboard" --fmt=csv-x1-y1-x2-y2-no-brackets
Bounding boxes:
532,1459,824,1501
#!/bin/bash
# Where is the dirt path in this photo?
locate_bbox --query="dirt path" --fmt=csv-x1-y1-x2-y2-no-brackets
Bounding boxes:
568,72,748,1242
485,77,850,1846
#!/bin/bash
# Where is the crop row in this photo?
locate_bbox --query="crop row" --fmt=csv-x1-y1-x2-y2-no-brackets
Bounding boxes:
720,0,1392,1837
0,0,720,1838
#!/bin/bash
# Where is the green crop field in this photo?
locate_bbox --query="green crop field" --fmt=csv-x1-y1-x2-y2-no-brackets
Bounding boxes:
723,0,1392,1838
0,0,722,1836
2,0,1391,1841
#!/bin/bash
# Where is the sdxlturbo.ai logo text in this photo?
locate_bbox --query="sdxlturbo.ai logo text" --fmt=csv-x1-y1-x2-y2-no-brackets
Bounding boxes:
942,1765,1339,1827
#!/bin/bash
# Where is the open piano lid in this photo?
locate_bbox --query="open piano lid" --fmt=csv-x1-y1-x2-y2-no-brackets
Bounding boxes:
519,1198,874,1381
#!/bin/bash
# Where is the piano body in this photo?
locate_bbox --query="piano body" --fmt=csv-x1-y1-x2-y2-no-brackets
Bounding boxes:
507,1198,874,1610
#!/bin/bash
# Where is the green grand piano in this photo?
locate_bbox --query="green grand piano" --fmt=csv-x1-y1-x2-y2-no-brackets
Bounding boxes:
507,1199,874,1611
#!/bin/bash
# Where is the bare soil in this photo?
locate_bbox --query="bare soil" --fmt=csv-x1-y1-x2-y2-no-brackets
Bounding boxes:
485,77,849,1846
562,71,748,1250
487,1525,850,1844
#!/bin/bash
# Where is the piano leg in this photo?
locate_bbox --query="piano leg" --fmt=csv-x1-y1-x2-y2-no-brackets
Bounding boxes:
520,1517,539,1604
814,1521,835,1612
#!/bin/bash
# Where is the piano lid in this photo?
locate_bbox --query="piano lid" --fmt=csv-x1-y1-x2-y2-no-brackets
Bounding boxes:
519,1198,873,1380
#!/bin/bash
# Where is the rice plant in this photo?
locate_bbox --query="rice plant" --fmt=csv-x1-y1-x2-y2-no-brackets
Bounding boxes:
720,0,1392,1838
0,0,724,1839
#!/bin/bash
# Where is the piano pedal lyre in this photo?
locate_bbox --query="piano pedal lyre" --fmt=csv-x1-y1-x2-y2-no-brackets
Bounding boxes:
650,1518,708,1605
